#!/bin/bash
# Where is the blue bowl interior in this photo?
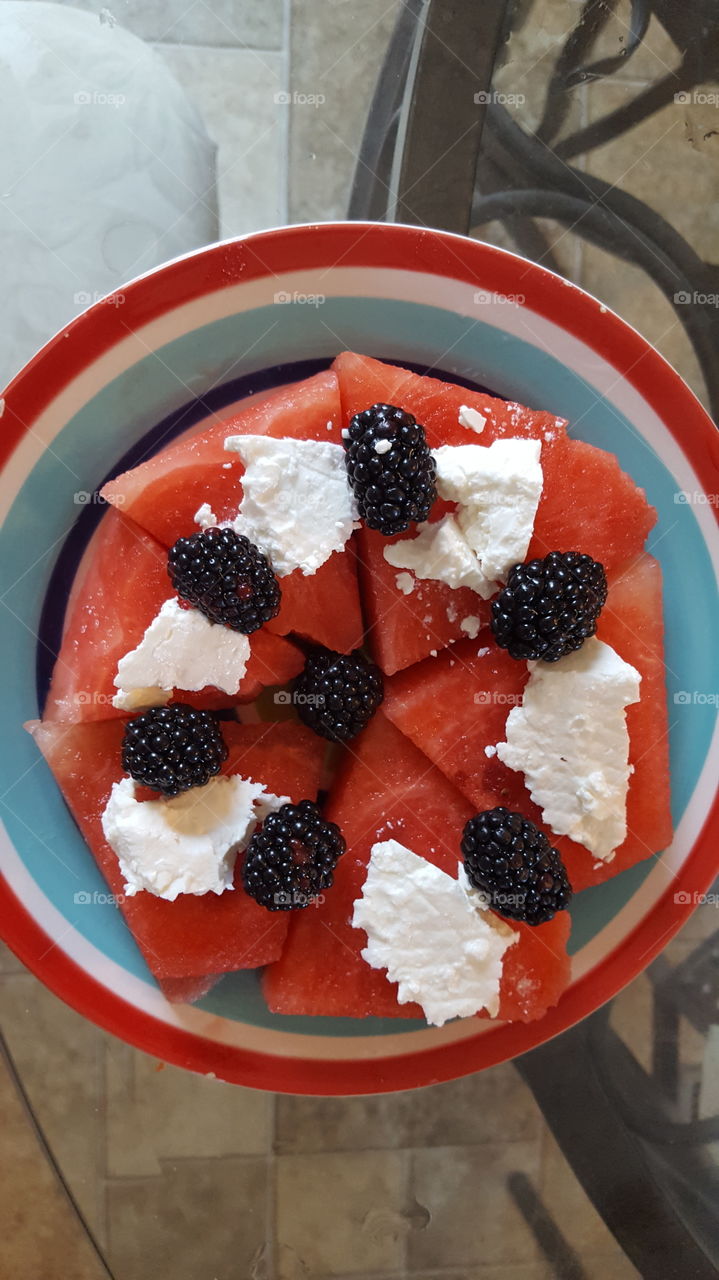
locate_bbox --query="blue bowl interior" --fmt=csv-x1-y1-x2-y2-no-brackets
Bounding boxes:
1,297,716,1037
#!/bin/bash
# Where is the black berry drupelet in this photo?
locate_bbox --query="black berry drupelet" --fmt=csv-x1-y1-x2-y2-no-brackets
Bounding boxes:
242,800,346,910
168,527,280,634
462,807,572,926
122,704,228,797
293,648,384,743
343,403,436,536
491,550,607,662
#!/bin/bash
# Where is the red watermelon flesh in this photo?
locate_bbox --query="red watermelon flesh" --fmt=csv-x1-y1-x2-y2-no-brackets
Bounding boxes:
158,974,220,1004
45,508,303,722
334,352,656,673
101,372,342,542
28,719,325,978
100,372,364,654
382,554,671,891
263,712,570,1022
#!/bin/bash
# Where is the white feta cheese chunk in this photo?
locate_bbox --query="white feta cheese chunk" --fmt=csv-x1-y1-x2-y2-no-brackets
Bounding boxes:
460,615,481,639
374,438,392,455
352,839,517,1026
458,404,487,434
496,639,641,861
395,572,415,596
194,502,217,529
384,515,489,595
102,776,289,900
112,598,250,709
224,435,358,576
433,438,543,584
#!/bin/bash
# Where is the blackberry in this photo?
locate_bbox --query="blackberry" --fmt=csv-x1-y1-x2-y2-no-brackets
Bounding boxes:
344,403,436,536
168,527,280,634
293,648,384,743
122,703,228,797
491,550,607,662
242,800,345,910
462,807,572,926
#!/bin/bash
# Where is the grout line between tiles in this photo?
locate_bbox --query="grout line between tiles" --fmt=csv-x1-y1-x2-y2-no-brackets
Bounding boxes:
150,40,287,54
102,1150,270,1182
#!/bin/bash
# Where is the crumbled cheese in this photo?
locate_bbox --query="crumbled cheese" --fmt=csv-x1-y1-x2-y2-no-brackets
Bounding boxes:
433,439,543,585
326,420,333,432
460,615,481,639
352,839,517,1025
112,598,250,710
484,744,497,758
477,646,491,657
458,404,487,434
374,438,392,455
102,775,289,900
496,639,641,860
395,572,415,596
194,502,217,529
384,515,488,594
384,439,542,599
224,435,358,576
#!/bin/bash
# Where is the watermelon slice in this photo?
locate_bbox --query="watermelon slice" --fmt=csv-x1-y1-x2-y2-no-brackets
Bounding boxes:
45,509,304,722
100,372,364,654
263,713,571,1022
157,973,220,1004
334,352,656,674
28,718,326,978
382,554,671,891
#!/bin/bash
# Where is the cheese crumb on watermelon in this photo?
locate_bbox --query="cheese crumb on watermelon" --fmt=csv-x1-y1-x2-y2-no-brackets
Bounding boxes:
99,372,364,653
264,713,571,1022
28,719,325,979
334,351,656,674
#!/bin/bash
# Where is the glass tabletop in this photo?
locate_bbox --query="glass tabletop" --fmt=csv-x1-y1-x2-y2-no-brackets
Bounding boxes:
1,1,718,1277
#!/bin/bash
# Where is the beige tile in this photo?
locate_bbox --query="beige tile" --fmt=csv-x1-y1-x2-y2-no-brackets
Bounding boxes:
587,9,681,83
275,1149,407,1277
581,1252,640,1279
104,1038,271,1176
156,44,286,237
538,1128,625,1258
408,1065,543,1148
609,971,654,1074
494,0,586,140
0,1051,107,1280
0,941,26,974
106,1155,268,1280
0,972,106,1246
579,246,706,404
288,0,402,222
585,81,719,262
407,1142,541,1270
275,1090,414,1154
28,0,285,49
276,1064,541,1155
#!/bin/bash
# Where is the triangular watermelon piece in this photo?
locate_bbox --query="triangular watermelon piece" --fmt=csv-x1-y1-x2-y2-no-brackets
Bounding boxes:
45,509,304,722
28,719,326,978
100,372,364,654
334,352,656,674
382,554,671,891
263,712,571,1023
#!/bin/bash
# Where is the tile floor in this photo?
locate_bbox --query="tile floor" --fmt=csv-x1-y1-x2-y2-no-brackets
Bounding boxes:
2,0,717,1276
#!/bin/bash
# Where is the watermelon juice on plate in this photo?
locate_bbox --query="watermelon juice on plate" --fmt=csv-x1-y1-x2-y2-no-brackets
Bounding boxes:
0,223,717,1094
